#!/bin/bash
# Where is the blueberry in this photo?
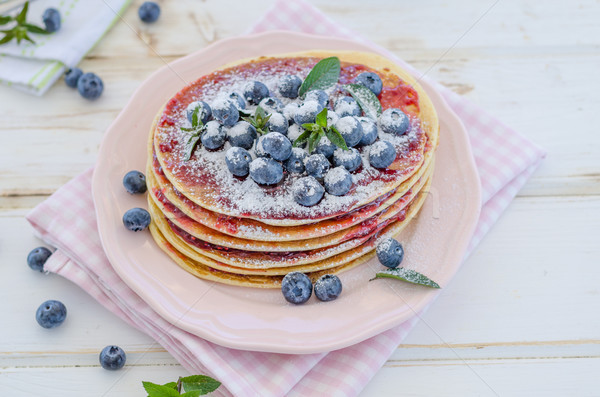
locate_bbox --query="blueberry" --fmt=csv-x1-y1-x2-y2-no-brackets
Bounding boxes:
314,136,336,158
314,274,342,302
333,147,362,172
36,300,66,329
278,75,302,98
305,90,329,109
225,147,252,177
335,116,363,147
369,140,396,169
357,117,378,146
284,147,308,173
334,96,360,117
99,345,126,370
228,92,246,111
379,108,409,135
326,111,339,128
266,112,288,135
249,157,283,185
355,72,383,96
287,124,306,148
42,8,61,33
304,153,330,179
27,247,52,272
281,272,313,304
283,103,299,125
227,121,257,150
77,73,103,100
261,132,292,161
201,121,226,150
212,98,239,127
122,170,147,194
324,166,353,196
122,208,151,232
376,238,404,268
258,97,283,114
138,1,160,23
64,68,83,88
293,101,322,125
186,101,211,124
254,135,269,158
243,81,269,105
292,176,325,207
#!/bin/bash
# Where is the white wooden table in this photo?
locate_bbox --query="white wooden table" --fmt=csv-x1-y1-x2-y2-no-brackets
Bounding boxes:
1,1,599,395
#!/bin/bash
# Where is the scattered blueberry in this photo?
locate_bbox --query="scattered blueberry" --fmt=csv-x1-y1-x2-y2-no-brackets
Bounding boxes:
333,147,362,172
212,98,239,127
292,176,325,207
278,75,302,99
283,103,299,125
284,147,308,173
324,166,353,196
379,108,410,135
99,345,126,370
335,116,364,147
122,208,151,232
376,238,404,268
42,8,61,33
355,72,383,96
357,117,378,146
242,81,269,105
186,101,212,124
227,121,257,150
293,101,322,125
77,73,103,100
304,153,330,179
369,140,396,169
334,96,361,117
36,300,66,329
259,97,283,114
314,274,342,302
138,1,160,23
225,147,252,177
228,92,246,111
287,124,306,148
122,170,147,194
314,136,336,158
261,132,292,161
266,112,288,135
249,157,283,185
201,121,226,150
64,68,83,88
27,247,52,272
281,272,313,304
305,89,329,109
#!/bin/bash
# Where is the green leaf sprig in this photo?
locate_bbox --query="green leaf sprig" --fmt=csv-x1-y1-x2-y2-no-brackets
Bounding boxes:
344,83,382,119
181,106,206,161
0,2,51,46
242,106,271,135
370,267,441,289
294,108,348,153
143,374,221,397
298,57,341,97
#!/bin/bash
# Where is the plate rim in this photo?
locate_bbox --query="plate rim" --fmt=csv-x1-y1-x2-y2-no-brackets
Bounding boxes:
92,30,482,354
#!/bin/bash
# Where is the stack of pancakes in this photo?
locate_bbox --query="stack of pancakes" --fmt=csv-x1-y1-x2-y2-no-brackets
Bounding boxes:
146,51,439,288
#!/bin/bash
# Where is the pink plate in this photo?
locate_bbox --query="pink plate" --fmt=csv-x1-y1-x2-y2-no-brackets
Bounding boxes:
92,31,481,354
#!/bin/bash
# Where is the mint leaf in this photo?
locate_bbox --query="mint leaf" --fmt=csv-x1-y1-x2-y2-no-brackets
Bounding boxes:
23,23,50,35
15,1,28,25
0,31,13,45
162,382,178,390
142,381,180,397
180,375,221,395
315,108,328,128
344,83,382,119
298,57,341,97
242,106,271,135
293,129,312,147
371,268,441,289
0,2,50,46
180,392,203,397
307,129,323,154
184,135,201,161
325,125,348,151
0,16,12,25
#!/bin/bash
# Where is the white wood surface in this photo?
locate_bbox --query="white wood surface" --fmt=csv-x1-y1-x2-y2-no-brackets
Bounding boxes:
1,0,599,396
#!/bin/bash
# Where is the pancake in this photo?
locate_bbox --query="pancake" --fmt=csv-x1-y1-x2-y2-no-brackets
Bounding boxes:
152,51,439,227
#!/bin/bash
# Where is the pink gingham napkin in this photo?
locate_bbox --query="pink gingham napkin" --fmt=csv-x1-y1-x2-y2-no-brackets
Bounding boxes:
27,1,546,396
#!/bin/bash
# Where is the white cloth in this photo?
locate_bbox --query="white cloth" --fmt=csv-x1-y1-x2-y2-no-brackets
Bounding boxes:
0,0,130,95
